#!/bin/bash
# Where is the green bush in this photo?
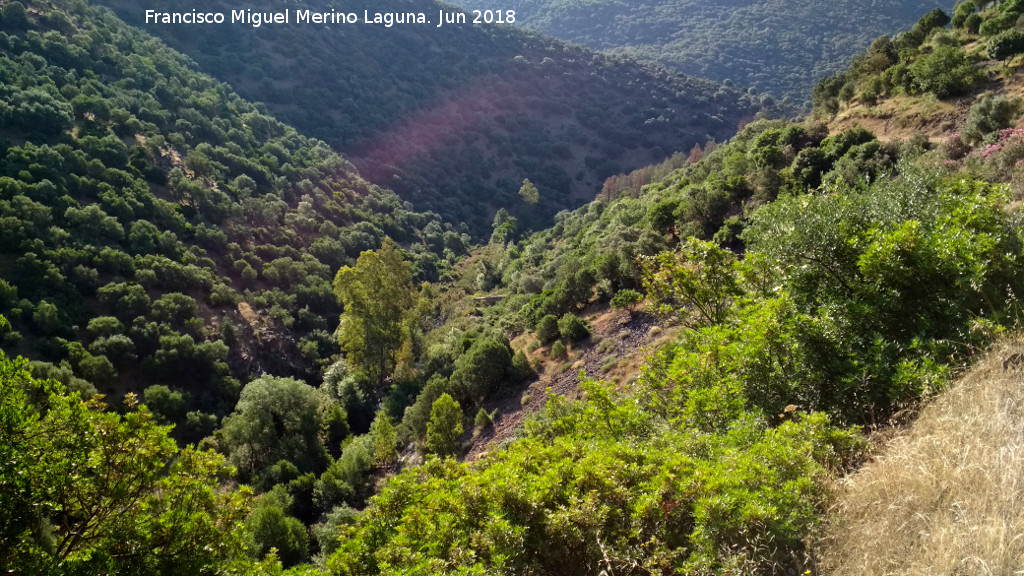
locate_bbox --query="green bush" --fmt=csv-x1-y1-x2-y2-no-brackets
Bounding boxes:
325,379,863,575
86,316,123,338
952,1,976,29
965,13,982,34
143,385,187,423
903,8,951,48
535,314,560,344
220,376,329,481
246,498,309,567
425,393,463,457
963,94,1021,145
558,313,591,342
550,341,567,360
909,45,980,98
314,435,374,510
78,353,117,384
988,29,1024,61
610,288,643,311
473,407,493,431
451,337,513,400
509,349,535,382
979,11,1016,37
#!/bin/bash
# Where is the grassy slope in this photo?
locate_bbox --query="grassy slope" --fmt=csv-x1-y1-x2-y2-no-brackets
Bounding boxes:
820,338,1024,574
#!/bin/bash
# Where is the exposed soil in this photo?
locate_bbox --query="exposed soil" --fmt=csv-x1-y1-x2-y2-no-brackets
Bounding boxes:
464,306,678,461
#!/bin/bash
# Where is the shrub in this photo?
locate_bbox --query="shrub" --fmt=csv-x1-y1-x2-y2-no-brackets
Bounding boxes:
610,289,643,311
473,407,493,431
324,380,864,576
952,1,976,29
963,94,1021,145
143,385,187,423
558,313,591,343
979,11,1016,37
535,314,559,344
86,316,123,338
0,315,20,348
904,8,951,48
509,349,535,382
910,45,980,98
988,29,1024,61
314,435,374,509
943,133,971,160
451,337,512,400
550,341,567,360
965,13,982,34
425,393,463,457
78,354,117,384
220,376,328,480
246,499,309,567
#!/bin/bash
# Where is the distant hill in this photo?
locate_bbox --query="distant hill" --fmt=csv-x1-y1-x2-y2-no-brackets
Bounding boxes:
95,0,762,235
462,0,953,106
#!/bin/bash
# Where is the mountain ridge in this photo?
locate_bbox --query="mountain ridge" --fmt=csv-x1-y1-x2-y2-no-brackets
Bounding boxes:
470,0,956,105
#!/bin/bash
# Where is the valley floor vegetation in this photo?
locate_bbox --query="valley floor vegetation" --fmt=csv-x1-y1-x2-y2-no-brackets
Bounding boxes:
6,1,1024,575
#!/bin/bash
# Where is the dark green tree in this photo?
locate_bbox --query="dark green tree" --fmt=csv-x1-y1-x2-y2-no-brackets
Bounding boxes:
220,375,329,481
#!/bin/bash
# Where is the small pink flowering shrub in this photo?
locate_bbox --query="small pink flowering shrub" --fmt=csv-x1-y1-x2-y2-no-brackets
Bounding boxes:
973,128,1024,177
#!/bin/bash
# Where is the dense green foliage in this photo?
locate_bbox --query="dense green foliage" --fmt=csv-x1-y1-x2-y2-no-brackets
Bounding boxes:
468,0,951,105
425,393,464,457
0,350,261,575
96,0,760,235
6,0,1024,572
0,0,458,428
319,162,1024,573
333,238,415,384
220,375,332,482
327,389,860,575
807,2,1024,114
473,118,899,337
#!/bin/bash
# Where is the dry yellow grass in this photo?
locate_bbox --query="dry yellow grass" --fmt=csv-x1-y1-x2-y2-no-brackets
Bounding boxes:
819,339,1024,575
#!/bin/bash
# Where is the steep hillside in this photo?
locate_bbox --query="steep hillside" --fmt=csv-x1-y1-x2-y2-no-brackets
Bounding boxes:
0,0,457,431
465,0,952,105
95,0,762,235
812,0,1024,155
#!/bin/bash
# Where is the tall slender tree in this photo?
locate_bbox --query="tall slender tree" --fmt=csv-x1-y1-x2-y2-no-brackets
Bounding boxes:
333,238,414,385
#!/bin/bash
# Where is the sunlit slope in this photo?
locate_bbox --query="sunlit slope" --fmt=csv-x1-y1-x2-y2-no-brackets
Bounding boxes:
821,339,1024,574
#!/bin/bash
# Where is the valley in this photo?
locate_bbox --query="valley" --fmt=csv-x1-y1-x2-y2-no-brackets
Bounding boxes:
3,0,1024,574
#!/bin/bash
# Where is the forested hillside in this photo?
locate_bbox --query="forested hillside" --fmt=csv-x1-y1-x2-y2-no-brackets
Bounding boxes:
94,0,762,235
0,0,461,436
474,0,952,106
6,0,1024,574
